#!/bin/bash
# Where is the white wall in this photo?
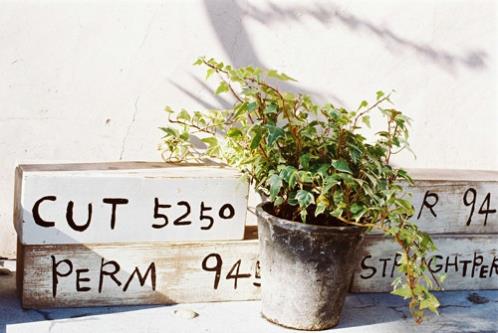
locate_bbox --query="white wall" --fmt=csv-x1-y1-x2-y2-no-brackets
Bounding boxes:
0,0,496,257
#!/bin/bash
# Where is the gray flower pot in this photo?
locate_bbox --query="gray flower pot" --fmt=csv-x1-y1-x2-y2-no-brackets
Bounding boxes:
256,202,366,330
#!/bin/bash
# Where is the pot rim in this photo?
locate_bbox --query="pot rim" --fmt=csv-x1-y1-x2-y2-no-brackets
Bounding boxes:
256,202,366,234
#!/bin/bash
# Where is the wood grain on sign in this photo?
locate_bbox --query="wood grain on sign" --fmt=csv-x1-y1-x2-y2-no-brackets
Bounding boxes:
367,169,498,234
18,227,498,308
19,227,260,308
14,162,249,245
352,234,498,292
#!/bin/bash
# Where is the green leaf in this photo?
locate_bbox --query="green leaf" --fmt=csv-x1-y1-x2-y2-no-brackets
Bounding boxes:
160,127,178,137
267,69,296,82
266,69,278,79
315,203,327,217
330,206,344,218
177,109,191,121
288,172,297,189
227,128,243,138
358,100,368,109
332,160,352,174
323,175,340,192
268,174,283,201
376,90,385,100
264,103,278,115
278,165,294,178
299,153,312,170
315,194,329,217
247,101,258,112
350,203,367,221
419,294,440,312
279,166,298,187
233,102,248,119
316,164,330,178
281,73,296,81
267,125,284,146
338,173,355,186
350,203,364,215
239,156,257,165
274,196,285,206
300,153,319,170
297,171,314,183
348,142,363,163
179,132,189,140
420,232,434,250
288,191,298,206
201,137,220,157
300,209,308,223
395,198,414,212
215,81,229,95
296,190,315,209
333,191,343,205
201,137,218,147
206,68,215,79
391,286,412,298
361,115,371,128
250,127,262,150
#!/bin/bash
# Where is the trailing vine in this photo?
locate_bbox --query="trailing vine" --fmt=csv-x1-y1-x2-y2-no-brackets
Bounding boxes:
159,57,442,322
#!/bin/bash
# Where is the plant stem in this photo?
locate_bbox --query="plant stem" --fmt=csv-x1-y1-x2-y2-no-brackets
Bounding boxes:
351,94,391,130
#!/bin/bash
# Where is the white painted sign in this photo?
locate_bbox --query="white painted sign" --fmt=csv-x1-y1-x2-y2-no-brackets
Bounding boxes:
14,166,498,308
18,232,260,308
14,163,249,245
14,166,498,245
400,169,498,234
352,234,498,292
18,228,498,308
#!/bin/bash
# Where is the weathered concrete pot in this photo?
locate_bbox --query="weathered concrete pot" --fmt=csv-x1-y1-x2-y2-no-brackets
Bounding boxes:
256,202,365,330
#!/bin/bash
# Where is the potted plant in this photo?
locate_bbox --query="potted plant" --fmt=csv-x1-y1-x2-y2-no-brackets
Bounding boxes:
159,57,442,330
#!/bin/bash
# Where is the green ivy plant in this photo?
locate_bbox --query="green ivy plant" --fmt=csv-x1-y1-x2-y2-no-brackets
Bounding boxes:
159,57,443,323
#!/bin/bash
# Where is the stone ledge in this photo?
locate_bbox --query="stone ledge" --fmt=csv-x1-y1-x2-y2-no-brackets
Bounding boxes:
1,271,497,333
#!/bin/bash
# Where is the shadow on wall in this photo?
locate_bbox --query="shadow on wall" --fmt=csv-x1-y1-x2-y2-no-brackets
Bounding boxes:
217,1,488,73
201,0,346,107
171,0,488,109
169,0,348,110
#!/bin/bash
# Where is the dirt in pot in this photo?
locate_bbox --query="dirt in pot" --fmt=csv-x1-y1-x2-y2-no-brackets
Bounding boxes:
267,202,354,227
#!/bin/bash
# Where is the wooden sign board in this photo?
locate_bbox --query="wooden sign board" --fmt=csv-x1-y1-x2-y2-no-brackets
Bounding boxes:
14,162,249,245
18,227,498,308
352,234,498,292
399,169,498,234
14,166,498,308
17,227,260,308
14,165,498,246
